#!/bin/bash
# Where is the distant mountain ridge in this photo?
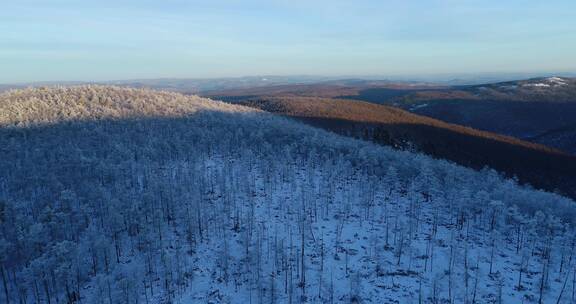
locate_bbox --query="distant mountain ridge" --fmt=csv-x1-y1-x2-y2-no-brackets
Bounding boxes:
379,77,576,153
393,77,576,103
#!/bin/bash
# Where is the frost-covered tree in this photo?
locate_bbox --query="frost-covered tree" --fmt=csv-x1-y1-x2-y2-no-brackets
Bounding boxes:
0,86,575,303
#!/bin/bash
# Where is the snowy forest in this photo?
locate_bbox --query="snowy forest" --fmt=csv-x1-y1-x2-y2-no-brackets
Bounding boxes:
1,86,576,303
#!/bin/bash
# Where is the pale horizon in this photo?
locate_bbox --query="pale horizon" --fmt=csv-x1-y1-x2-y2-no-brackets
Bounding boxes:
4,70,576,87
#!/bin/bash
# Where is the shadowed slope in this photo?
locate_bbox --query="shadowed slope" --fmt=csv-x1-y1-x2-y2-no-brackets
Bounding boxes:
206,77,576,154
233,96,576,198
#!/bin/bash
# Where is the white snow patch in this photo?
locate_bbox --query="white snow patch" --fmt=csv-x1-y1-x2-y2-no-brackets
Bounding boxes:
523,83,550,88
546,77,567,86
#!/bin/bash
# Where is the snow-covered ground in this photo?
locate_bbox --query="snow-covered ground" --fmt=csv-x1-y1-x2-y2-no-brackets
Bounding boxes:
1,86,576,304
77,156,576,304
547,77,568,86
188,163,574,303
521,77,568,89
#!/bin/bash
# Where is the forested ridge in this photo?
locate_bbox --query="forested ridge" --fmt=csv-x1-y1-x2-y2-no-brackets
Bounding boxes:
228,96,576,199
1,86,576,303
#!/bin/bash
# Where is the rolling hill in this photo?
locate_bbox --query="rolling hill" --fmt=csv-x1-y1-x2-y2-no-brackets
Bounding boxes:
207,77,576,155
1,86,576,303
347,77,576,154
213,95,576,199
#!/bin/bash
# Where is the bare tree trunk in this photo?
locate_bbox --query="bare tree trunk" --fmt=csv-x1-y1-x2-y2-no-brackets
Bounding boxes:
472,256,479,304
539,259,546,304
556,268,571,304
0,265,9,304
497,278,503,304
572,266,576,303
44,278,51,304
396,228,404,266
319,235,324,301
143,280,149,304
107,278,113,304
33,279,40,304
489,238,495,275
300,214,306,298
418,274,423,304
464,240,469,303
330,270,334,304
270,271,275,304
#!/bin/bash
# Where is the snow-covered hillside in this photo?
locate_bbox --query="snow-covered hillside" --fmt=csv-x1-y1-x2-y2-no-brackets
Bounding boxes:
469,77,576,102
1,86,575,303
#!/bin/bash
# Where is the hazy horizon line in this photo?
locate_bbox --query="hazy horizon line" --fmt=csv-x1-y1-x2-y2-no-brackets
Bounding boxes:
2,70,576,86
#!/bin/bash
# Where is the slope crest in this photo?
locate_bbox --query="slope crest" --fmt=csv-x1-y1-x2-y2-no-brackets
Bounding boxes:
0,85,255,127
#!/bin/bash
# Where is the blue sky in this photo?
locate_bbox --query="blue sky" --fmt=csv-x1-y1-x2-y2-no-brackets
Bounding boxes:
1,0,575,83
